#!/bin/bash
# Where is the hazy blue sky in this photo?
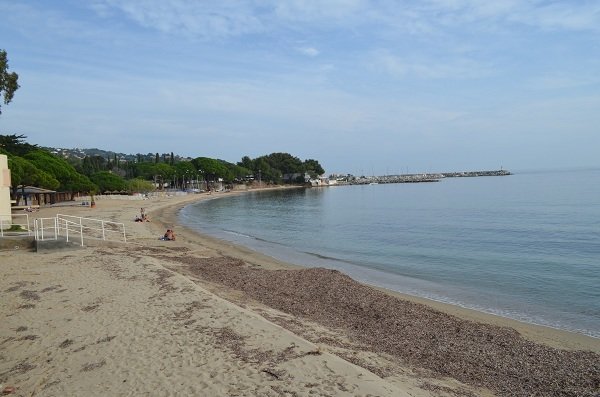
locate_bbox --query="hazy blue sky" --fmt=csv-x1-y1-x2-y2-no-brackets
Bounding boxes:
1,1,599,175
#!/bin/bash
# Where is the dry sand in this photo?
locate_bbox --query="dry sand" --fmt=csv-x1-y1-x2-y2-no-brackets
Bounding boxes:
1,190,599,396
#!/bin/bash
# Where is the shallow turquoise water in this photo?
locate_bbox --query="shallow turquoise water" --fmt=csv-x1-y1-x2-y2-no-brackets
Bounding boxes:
180,169,600,338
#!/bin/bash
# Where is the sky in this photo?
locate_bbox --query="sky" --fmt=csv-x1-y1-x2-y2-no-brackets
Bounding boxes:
1,0,599,175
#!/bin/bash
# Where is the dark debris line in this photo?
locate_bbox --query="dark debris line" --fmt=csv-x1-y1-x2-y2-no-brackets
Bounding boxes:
168,255,599,397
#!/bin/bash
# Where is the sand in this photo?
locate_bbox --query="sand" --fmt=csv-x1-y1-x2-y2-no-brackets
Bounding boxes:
1,190,599,396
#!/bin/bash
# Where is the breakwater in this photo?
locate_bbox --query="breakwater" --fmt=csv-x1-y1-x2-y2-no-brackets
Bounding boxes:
442,170,511,178
337,169,510,185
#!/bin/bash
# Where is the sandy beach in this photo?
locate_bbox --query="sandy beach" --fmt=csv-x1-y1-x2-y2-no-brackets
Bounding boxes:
1,190,599,397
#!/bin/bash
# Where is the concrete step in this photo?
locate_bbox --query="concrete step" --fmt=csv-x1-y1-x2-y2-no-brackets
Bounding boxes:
0,236,36,252
35,237,84,252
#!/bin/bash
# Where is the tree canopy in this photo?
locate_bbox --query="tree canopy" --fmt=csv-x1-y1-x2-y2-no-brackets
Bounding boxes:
1,134,325,198
237,152,325,183
192,157,250,183
24,150,95,194
89,171,127,193
0,49,19,115
7,155,60,191
0,134,38,156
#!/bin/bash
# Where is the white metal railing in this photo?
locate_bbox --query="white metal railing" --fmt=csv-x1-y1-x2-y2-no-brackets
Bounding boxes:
32,214,126,246
34,217,58,242
58,214,127,246
0,213,31,237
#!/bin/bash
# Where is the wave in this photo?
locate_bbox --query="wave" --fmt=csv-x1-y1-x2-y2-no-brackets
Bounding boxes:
221,228,287,247
301,250,358,265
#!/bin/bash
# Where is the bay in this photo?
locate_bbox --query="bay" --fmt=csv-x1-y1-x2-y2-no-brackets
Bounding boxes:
180,168,600,338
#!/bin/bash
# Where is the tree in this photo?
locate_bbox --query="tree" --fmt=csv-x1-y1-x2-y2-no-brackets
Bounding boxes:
264,152,304,174
241,152,310,183
0,134,38,156
191,157,240,182
24,149,96,197
255,157,281,184
89,171,127,193
152,163,175,182
173,161,196,189
238,156,254,170
0,49,19,115
80,155,107,176
127,178,154,194
303,159,325,178
7,155,60,191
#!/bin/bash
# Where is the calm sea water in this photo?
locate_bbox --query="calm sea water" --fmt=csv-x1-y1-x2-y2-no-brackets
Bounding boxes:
180,169,600,338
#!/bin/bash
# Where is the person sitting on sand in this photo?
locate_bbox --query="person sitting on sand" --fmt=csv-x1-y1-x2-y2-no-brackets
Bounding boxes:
163,229,176,241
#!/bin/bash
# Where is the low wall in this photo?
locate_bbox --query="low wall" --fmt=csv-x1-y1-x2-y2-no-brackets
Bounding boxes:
0,236,36,252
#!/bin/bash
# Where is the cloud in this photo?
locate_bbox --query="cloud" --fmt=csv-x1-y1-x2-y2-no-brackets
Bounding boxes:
297,46,320,57
528,73,600,91
421,0,600,32
516,2,600,31
273,0,369,22
95,0,265,38
370,50,492,80
83,0,600,45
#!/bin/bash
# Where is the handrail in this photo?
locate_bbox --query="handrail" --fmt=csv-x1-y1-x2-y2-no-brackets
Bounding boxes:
34,217,58,241
4,213,127,249
0,213,31,237
29,214,127,247
56,214,127,245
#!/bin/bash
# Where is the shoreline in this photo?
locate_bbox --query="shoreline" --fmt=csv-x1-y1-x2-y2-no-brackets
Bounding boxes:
2,190,598,396
151,190,599,353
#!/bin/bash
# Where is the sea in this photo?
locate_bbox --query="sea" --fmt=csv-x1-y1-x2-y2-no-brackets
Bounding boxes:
179,168,600,338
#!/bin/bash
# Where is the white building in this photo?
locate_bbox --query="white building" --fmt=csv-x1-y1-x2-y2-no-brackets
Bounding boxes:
0,155,12,222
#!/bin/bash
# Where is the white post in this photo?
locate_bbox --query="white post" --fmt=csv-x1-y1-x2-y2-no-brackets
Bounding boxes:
123,226,127,243
53,217,57,240
80,217,84,246
40,218,44,240
102,221,106,240
65,219,69,242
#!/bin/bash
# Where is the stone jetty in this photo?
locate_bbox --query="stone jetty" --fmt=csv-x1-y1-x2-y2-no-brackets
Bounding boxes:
442,169,511,178
333,169,511,186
